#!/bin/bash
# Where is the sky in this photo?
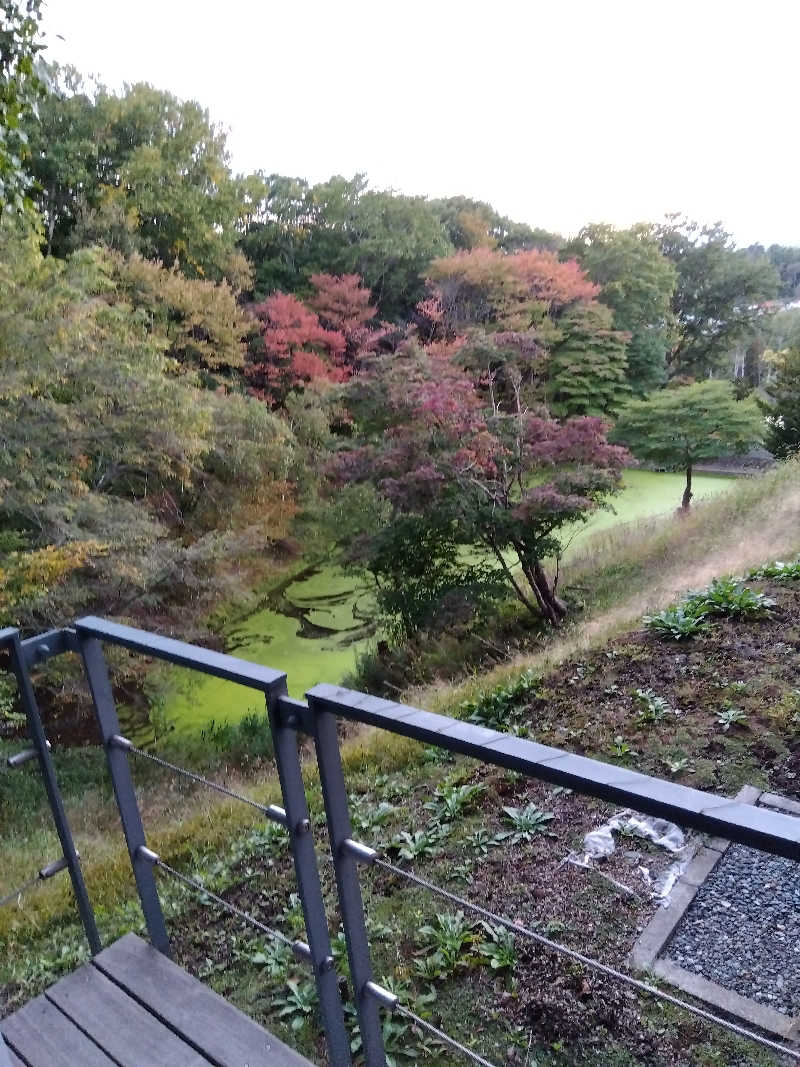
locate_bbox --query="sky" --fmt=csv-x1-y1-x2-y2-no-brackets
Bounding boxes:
41,0,800,247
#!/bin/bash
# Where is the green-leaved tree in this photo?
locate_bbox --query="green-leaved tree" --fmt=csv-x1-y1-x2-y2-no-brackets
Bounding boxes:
611,381,764,510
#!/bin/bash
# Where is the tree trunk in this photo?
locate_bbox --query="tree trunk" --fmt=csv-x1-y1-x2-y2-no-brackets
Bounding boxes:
682,464,693,510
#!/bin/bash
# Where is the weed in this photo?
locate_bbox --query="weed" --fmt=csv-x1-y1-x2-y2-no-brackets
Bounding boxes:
632,687,676,724
663,756,690,775
749,558,800,581
460,670,539,730
417,911,476,974
425,782,485,825
477,922,517,970
389,826,448,862
246,938,293,978
609,735,637,759
273,977,317,1032
684,577,775,620
502,803,555,842
644,605,710,641
716,706,748,732
463,828,506,856
349,795,396,839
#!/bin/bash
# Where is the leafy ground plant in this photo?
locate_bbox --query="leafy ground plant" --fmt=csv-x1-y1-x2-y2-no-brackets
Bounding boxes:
460,670,539,730
749,558,800,581
424,782,485,825
644,605,710,640
632,687,676,724
477,922,517,971
684,576,775,619
502,803,555,842
717,706,749,732
416,911,476,975
273,977,317,1033
389,826,448,862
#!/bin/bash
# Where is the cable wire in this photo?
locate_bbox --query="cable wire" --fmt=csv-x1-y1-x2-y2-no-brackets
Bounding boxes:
395,1003,500,1067
155,858,294,949
126,742,284,823
0,874,41,909
373,856,800,1062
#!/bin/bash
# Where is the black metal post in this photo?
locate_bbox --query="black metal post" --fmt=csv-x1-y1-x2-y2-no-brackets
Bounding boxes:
309,699,386,1067
1,628,101,955
76,631,170,956
269,687,352,1066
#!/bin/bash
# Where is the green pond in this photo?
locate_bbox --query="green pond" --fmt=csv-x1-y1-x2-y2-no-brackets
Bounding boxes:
158,470,736,736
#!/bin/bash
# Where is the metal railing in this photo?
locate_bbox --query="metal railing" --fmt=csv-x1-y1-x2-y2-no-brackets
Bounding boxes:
2,616,800,1067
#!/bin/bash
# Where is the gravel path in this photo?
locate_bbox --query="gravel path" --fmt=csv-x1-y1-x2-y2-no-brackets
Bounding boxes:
666,842,800,1016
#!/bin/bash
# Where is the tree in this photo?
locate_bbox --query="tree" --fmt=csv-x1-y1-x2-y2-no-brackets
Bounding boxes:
246,291,347,407
565,223,676,393
761,348,800,460
308,272,387,367
337,343,628,626
429,195,562,254
239,174,452,319
549,302,630,417
649,217,778,378
0,0,44,214
611,381,764,510
24,73,248,282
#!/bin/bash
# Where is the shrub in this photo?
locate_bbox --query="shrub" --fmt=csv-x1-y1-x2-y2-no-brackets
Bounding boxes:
683,576,775,619
749,558,800,581
644,605,710,640
459,670,539,730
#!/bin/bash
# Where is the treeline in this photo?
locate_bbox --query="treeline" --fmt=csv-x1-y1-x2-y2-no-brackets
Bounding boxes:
2,51,800,681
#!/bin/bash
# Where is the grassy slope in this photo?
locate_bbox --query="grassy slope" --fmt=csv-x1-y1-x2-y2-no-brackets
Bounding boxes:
2,459,799,1064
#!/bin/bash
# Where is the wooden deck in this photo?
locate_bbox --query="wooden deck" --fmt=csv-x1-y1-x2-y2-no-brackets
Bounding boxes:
0,933,314,1067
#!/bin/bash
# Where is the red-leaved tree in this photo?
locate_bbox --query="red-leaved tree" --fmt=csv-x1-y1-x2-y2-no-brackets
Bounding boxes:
309,273,389,368
338,344,629,625
247,291,346,407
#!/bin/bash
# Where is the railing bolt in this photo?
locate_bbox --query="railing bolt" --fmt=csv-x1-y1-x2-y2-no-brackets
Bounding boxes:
35,643,51,662
318,954,335,974
295,817,311,836
284,712,299,729
136,846,161,865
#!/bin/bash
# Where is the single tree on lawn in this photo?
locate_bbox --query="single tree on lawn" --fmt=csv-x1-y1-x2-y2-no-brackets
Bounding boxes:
611,380,764,510
761,347,800,459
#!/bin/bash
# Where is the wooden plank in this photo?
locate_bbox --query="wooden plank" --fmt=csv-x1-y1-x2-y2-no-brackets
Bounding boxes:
3,1046,27,1067
93,934,313,1067
46,962,212,1067
1,995,116,1067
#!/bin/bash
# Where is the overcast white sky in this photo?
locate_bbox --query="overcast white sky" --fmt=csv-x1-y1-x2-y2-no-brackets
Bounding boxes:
41,0,800,247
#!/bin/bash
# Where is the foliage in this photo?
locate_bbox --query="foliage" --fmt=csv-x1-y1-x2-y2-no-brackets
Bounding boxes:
477,922,517,970
683,577,775,619
761,347,800,460
717,706,748,732
632,687,675,724
429,194,562,254
0,0,44,214
566,223,677,393
338,341,628,627
389,826,448,861
416,911,476,975
24,70,247,282
246,291,346,407
459,670,539,731
273,976,317,1032
501,803,554,842
424,782,485,825
643,605,710,641
548,301,630,417
749,558,800,581
611,381,764,509
649,216,779,378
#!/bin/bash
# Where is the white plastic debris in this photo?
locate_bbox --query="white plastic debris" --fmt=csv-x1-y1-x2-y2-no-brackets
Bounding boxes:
583,810,685,863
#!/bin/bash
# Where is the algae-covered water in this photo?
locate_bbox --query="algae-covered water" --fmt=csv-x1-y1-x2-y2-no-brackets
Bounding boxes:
159,470,736,735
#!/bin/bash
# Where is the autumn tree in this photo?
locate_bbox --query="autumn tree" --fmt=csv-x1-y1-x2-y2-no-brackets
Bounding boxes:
246,291,346,407
611,381,764,510
308,272,387,367
565,223,676,393
338,344,628,627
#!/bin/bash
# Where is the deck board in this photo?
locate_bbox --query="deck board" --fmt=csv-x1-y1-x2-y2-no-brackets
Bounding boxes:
1,996,116,1067
45,963,212,1066
1,933,315,1067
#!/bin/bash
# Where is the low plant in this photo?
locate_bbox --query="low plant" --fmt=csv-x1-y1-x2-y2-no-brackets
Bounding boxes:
501,803,555,842
273,977,317,1032
460,670,539,730
463,828,506,856
716,706,748,732
246,938,293,979
425,782,485,825
417,911,476,974
644,605,710,641
748,558,800,581
477,922,517,970
684,576,775,620
609,735,636,759
389,826,448,862
632,687,676,724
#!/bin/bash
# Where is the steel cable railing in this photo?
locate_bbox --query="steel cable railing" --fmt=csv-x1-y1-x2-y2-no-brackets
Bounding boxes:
117,736,289,826
362,851,800,1064
150,854,313,964
0,856,71,909
394,1003,500,1067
